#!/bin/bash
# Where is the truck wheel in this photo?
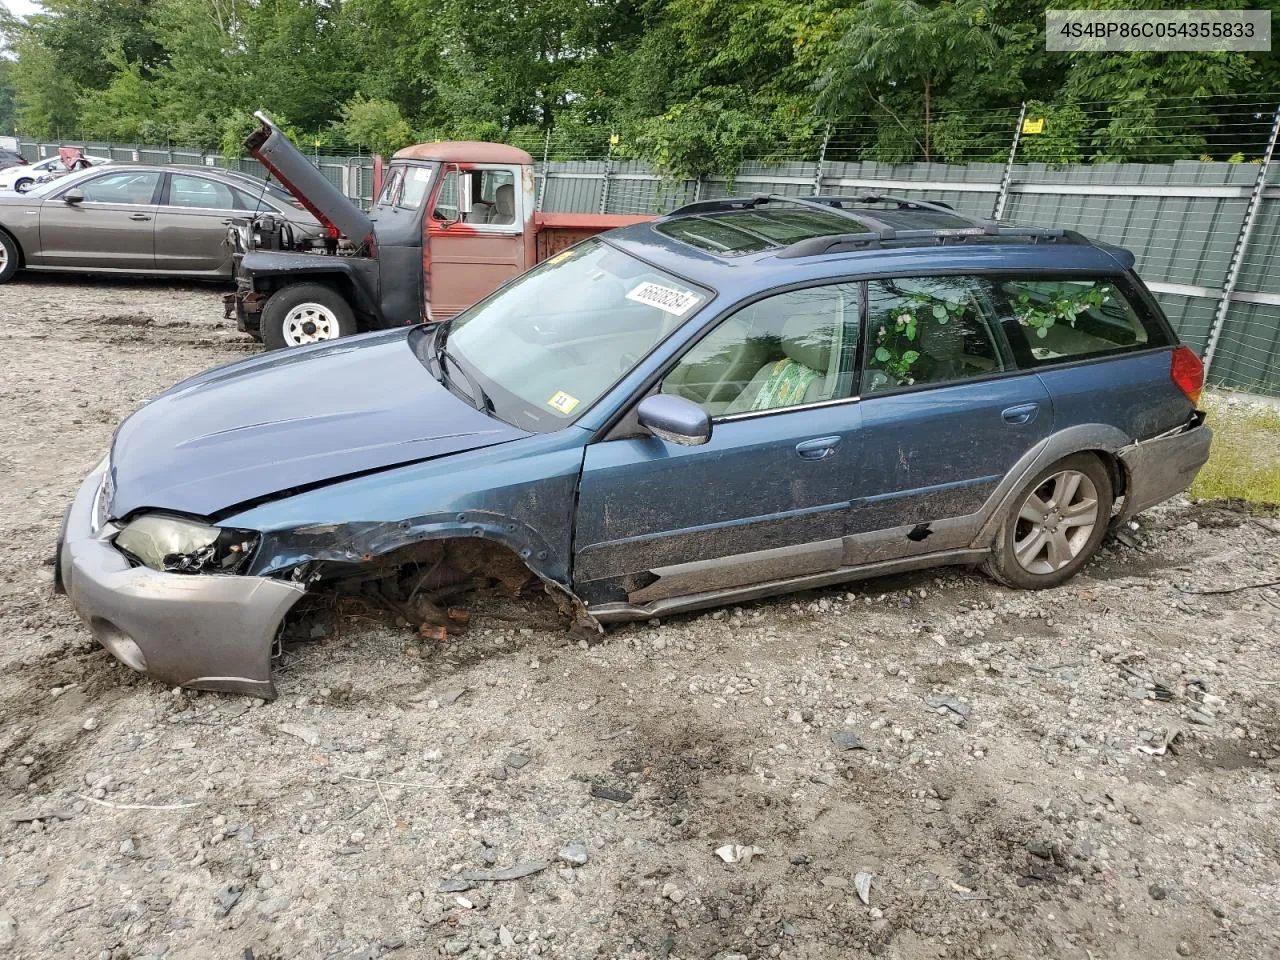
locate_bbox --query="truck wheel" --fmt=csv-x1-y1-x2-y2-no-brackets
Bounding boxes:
0,231,19,283
982,453,1113,590
260,284,356,350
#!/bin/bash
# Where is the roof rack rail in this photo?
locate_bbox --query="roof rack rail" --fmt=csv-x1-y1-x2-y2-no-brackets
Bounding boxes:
670,192,966,220
777,225,1088,259
666,194,775,216
663,192,1092,256
810,194,959,216
667,193,905,234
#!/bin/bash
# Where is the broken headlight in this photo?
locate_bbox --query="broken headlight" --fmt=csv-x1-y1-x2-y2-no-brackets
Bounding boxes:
114,515,258,574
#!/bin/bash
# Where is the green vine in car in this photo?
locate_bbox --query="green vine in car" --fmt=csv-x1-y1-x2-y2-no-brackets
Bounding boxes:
870,291,970,386
1013,284,1111,339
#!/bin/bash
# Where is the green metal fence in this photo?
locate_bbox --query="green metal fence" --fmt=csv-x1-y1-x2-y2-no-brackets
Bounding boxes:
16,101,1280,395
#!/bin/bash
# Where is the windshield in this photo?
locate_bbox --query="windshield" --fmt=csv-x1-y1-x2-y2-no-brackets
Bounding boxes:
428,238,710,432
375,163,435,210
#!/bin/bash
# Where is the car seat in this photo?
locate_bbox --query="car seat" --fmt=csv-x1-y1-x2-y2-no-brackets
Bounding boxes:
723,308,840,415
489,184,515,225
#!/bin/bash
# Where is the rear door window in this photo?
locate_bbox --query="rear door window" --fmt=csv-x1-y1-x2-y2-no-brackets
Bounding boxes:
862,275,1008,394
169,174,239,210
995,278,1170,366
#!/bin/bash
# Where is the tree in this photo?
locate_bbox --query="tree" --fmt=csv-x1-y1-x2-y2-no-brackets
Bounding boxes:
336,94,413,156
0,60,17,136
817,0,1001,160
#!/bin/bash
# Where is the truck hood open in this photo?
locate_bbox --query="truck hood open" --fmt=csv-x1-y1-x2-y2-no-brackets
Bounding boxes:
244,111,376,250
107,329,528,519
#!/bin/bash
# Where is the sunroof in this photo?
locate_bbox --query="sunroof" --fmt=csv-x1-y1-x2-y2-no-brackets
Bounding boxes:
656,207,869,255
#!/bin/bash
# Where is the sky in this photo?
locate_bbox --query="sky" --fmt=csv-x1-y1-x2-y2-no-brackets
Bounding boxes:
0,0,41,17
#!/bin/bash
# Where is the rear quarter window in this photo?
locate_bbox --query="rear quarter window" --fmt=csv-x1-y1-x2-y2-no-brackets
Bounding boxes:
996,278,1170,367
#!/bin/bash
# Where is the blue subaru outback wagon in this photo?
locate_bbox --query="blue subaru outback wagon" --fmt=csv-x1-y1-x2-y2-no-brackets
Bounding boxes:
57,195,1212,697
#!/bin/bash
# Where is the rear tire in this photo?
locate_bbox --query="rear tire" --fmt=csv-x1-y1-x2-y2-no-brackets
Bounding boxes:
260,283,357,350
0,231,19,283
13,178,34,193
982,453,1113,590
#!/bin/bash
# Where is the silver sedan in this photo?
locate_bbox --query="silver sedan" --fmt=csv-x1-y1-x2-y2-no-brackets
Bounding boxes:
0,164,322,283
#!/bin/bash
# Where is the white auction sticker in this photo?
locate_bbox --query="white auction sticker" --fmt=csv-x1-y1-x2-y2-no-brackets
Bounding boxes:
626,281,701,316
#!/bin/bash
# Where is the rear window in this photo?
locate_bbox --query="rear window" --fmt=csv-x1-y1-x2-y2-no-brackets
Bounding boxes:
996,278,1170,366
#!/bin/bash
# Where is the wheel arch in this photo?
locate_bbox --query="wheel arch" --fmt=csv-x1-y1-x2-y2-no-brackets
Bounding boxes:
0,224,25,268
971,424,1131,549
263,274,371,324
250,516,598,632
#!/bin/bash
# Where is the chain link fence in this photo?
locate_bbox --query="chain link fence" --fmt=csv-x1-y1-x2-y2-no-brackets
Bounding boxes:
16,94,1280,395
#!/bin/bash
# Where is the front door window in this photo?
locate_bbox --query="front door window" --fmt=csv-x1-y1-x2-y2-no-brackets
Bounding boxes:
663,283,861,417
433,168,518,227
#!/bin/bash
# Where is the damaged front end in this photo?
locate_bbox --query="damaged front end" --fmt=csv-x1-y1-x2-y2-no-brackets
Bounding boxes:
58,467,596,700
58,467,306,699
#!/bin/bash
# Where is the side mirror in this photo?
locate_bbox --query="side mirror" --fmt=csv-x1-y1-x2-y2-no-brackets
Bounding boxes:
62,189,84,205
637,394,711,447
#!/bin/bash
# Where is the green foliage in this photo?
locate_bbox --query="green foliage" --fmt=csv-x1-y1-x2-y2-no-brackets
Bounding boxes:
867,289,970,386
0,60,17,135
817,0,1001,159
336,95,413,157
1015,101,1090,165
631,93,772,182
0,0,1273,169
1012,283,1111,339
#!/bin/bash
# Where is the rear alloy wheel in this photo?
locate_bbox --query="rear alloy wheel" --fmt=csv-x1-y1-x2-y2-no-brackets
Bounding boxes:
983,453,1113,589
0,231,19,283
260,283,357,350
13,178,34,194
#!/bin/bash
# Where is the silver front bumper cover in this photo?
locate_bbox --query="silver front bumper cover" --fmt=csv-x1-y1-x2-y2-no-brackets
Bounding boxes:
58,467,305,698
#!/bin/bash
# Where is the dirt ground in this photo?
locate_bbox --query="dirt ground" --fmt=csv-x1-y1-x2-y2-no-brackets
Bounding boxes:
1,274,1278,960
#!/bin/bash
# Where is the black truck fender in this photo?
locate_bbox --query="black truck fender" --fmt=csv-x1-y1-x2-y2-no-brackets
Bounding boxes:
237,251,383,322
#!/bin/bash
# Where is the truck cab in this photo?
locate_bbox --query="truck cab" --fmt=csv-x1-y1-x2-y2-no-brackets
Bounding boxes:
226,113,647,349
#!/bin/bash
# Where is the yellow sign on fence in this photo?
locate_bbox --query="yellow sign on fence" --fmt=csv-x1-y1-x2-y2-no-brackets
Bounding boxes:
1022,117,1046,135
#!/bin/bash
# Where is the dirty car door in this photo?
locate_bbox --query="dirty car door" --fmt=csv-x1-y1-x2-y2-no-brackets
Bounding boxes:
573,284,863,606
153,172,249,274
39,171,161,271
850,274,1051,548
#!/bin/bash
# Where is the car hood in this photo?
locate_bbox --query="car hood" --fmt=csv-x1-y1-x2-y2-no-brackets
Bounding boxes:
107,328,529,519
244,112,375,247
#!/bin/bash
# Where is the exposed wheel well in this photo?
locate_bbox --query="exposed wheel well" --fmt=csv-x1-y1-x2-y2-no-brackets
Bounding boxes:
1083,448,1127,502
281,535,595,637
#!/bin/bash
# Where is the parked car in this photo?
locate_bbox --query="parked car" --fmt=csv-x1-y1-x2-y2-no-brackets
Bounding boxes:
56,194,1211,698
0,148,27,171
0,164,324,284
0,153,112,193
225,112,650,348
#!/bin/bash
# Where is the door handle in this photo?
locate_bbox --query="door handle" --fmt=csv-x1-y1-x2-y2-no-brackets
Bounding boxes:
796,436,841,461
1002,402,1040,425
129,213,152,222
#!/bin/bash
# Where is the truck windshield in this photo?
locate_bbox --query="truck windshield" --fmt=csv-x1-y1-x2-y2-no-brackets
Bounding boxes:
429,238,710,432
375,163,435,209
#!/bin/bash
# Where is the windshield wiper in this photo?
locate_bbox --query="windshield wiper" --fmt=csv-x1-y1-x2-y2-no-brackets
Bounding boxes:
431,323,493,414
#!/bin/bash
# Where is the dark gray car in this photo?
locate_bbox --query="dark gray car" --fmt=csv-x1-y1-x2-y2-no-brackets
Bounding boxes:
0,164,323,283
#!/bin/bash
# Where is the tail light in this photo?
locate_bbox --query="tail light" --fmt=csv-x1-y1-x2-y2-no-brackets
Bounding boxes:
1170,345,1204,406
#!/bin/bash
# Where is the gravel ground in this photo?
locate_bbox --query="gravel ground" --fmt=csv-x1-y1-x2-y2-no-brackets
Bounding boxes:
1,274,1278,960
